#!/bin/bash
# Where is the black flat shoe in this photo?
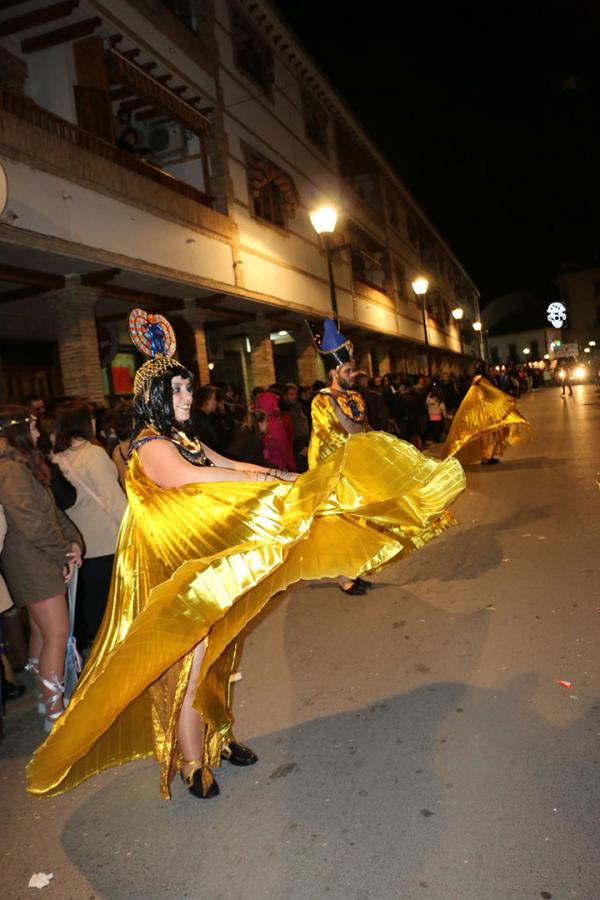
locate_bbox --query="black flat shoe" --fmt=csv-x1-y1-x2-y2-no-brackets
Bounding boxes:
180,760,220,799
339,580,367,596
481,458,500,465
354,577,373,590
221,741,258,766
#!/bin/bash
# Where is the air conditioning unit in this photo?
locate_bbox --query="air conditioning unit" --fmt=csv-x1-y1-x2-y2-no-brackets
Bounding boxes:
148,124,186,159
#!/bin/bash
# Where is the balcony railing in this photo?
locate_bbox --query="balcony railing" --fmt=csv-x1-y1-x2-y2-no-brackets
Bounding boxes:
0,88,213,209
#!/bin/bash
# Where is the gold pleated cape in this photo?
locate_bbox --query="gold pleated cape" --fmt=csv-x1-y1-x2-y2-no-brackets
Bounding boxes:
441,376,532,463
27,431,464,799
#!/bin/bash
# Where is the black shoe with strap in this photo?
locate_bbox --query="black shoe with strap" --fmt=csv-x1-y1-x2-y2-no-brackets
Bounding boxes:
221,741,258,766
180,759,220,799
339,579,367,596
354,577,374,590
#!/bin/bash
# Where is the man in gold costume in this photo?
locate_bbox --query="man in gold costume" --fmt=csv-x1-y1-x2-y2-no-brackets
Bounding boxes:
27,310,465,802
442,361,532,465
307,318,371,595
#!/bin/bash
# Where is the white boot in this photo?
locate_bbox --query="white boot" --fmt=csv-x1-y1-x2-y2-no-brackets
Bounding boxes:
39,672,65,733
25,658,45,715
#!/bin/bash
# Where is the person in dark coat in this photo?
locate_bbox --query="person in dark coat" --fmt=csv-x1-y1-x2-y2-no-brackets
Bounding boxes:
226,410,268,466
439,373,459,414
354,371,390,431
190,386,221,450
402,382,426,448
37,413,77,511
0,407,82,733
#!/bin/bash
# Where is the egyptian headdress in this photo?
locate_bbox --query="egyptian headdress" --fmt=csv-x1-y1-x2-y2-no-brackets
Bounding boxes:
128,307,181,397
305,316,354,371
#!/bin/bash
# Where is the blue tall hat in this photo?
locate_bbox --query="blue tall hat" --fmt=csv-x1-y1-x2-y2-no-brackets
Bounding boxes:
305,316,354,370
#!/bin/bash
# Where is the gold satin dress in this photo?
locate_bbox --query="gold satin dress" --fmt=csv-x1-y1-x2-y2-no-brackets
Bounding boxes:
27,425,465,799
441,376,532,463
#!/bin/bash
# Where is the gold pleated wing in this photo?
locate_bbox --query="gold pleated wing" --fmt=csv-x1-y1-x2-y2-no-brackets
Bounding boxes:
27,431,465,798
442,376,532,463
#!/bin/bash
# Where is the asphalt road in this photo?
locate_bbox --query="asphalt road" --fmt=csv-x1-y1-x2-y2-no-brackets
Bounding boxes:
2,384,599,900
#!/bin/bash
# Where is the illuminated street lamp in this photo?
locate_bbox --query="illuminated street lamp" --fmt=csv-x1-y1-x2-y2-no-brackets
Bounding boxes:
522,347,531,356
472,320,482,331
584,347,591,353
589,340,596,347
411,277,431,376
412,277,429,296
310,205,339,316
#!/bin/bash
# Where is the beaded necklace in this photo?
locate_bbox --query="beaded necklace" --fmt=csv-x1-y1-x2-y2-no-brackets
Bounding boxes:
323,389,366,424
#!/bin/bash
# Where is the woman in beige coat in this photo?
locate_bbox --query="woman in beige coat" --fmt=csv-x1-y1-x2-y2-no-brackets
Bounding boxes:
53,401,126,646
0,407,82,731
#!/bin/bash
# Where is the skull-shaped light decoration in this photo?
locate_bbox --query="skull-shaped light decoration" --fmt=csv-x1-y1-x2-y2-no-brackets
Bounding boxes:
546,301,567,329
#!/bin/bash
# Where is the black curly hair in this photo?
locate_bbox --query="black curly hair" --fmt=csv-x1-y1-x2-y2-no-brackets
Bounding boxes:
132,363,194,437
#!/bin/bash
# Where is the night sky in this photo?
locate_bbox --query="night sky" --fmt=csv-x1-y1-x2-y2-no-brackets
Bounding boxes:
274,0,600,303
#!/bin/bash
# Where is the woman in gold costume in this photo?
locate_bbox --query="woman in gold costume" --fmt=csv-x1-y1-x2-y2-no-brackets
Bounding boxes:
27,310,465,802
442,363,532,465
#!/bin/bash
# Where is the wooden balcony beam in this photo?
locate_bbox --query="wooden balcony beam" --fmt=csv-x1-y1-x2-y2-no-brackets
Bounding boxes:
133,107,168,122
21,16,102,53
117,97,151,113
80,268,121,286
0,263,65,288
0,0,80,39
99,283,183,311
109,87,136,102
0,286,49,305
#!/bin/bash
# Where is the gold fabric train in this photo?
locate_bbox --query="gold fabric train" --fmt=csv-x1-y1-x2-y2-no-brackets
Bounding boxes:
441,376,532,463
27,431,465,799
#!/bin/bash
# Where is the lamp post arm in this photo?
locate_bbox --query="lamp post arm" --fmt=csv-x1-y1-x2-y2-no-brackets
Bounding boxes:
323,233,338,317
328,242,352,256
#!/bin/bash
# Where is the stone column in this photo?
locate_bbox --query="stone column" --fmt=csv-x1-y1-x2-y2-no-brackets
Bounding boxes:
48,286,105,403
294,328,320,386
248,318,275,390
378,347,392,376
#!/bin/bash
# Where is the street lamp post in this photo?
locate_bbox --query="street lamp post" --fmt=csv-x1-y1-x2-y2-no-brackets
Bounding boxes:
411,277,431,376
472,320,483,358
451,307,464,371
310,206,339,317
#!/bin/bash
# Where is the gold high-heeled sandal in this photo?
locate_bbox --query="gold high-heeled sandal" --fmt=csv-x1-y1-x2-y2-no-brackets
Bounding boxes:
180,758,220,799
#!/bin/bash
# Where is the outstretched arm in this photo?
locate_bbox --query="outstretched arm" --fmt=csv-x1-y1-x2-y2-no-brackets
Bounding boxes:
140,440,294,489
202,443,295,480
201,443,267,473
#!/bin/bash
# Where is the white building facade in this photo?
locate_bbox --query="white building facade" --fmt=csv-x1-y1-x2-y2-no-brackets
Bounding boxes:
0,0,481,404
